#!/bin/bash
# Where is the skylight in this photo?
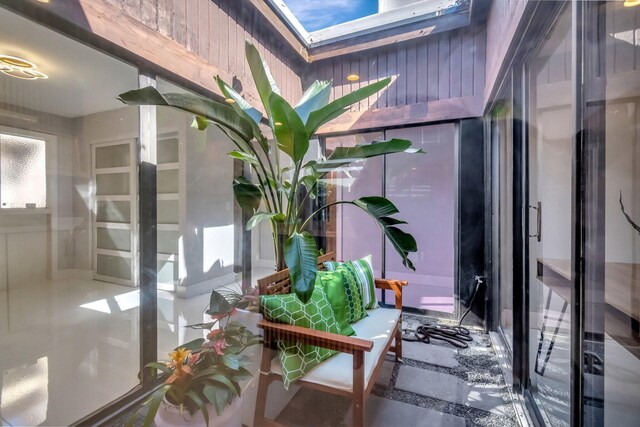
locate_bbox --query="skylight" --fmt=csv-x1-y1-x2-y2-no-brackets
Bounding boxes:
268,0,471,50
282,0,378,32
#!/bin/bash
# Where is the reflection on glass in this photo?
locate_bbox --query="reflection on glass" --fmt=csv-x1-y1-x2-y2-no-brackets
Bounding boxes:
493,100,514,350
155,79,237,359
386,124,456,313
584,2,640,425
528,6,572,426
0,7,141,424
325,133,384,278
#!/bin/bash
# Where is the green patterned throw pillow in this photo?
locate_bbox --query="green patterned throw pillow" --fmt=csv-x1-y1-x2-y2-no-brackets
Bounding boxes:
325,254,379,310
334,265,367,323
260,286,340,389
316,270,355,336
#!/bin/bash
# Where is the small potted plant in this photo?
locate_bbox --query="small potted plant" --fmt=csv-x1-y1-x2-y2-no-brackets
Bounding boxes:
132,290,261,427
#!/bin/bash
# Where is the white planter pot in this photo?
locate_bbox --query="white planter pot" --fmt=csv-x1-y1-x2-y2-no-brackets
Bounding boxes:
154,396,243,427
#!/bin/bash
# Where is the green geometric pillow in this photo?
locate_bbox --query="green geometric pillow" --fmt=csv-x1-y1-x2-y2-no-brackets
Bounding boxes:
260,286,340,389
334,265,367,324
316,270,355,336
325,254,378,310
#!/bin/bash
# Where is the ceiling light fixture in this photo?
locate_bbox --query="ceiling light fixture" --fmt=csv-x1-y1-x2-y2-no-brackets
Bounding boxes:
624,0,640,6
0,55,48,80
37,0,51,3
347,74,360,82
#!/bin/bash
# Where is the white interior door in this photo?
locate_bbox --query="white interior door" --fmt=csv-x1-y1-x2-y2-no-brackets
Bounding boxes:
92,139,137,286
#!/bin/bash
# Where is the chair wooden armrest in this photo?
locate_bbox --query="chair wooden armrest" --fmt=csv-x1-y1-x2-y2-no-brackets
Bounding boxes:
374,278,407,310
257,319,374,354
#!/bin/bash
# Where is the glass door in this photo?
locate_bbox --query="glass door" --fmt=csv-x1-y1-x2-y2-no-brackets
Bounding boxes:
92,140,137,286
526,5,573,426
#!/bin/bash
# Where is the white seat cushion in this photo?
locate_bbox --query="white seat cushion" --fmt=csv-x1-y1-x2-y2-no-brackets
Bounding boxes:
270,308,401,392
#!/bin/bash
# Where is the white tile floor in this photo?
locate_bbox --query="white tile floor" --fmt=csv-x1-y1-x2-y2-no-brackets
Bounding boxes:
0,277,213,426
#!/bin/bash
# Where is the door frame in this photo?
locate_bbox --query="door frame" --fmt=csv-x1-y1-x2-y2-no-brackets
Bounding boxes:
90,137,138,287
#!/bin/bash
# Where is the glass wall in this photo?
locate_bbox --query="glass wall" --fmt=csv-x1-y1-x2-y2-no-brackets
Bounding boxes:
491,94,514,351
386,124,456,313
583,1,640,425
326,125,456,312
0,7,141,425
325,133,384,277
527,6,573,426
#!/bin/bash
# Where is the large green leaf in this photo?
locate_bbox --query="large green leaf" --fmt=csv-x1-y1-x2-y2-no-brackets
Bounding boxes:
353,196,399,218
245,41,280,117
305,77,391,136
385,226,417,270
215,75,269,153
228,150,259,165
118,86,254,142
246,211,285,231
205,289,234,316
142,385,170,427
233,177,262,214
186,390,209,424
180,338,206,352
269,93,309,162
350,197,417,271
284,231,318,303
215,75,263,125
203,384,227,416
317,139,417,171
295,80,332,123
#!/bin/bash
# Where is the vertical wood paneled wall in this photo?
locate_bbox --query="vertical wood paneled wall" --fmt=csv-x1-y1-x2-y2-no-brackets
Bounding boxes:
302,24,486,132
109,0,305,104
483,0,528,105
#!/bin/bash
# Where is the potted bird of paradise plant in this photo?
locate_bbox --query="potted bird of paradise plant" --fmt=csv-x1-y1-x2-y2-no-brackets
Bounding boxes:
131,290,261,427
118,40,420,304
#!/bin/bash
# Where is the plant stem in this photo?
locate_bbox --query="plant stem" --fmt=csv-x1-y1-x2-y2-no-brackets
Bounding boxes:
300,200,354,231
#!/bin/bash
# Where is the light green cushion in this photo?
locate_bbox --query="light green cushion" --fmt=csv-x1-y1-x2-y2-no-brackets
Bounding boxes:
260,286,340,389
316,270,355,336
334,265,367,324
325,254,378,310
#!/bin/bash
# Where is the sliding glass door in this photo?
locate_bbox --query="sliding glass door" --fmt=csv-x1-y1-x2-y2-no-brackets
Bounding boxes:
526,5,573,426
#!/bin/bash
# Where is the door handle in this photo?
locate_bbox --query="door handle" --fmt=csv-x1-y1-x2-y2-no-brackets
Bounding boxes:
529,202,541,242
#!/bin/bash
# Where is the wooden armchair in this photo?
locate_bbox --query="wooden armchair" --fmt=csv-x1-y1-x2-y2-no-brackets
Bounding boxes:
254,252,407,427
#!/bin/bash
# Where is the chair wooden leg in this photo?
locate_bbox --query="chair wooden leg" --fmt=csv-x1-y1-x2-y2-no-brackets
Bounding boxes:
254,346,276,427
395,322,403,362
352,350,365,427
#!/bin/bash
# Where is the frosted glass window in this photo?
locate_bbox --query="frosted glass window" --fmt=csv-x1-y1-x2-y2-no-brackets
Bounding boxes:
158,138,179,164
0,133,46,209
95,144,130,168
157,169,179,194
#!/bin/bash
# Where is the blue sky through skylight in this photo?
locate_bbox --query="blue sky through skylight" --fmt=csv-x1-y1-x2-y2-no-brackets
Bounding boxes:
283,0,379,32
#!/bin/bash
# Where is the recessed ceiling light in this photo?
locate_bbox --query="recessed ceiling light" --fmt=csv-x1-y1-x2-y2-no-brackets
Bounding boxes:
0,55,48,80
347,74,360,82
624,0,640,6
224,98,236,104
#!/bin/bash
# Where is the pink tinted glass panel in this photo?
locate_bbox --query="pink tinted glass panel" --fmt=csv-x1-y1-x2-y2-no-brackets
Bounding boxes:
385,124,456,312
326,133,384,279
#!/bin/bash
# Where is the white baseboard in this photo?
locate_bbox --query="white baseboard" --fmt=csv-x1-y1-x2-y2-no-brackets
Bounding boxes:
51,268,93,281
176,272,238,299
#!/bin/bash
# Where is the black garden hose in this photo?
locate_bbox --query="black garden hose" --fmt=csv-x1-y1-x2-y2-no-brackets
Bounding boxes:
403,276,485,349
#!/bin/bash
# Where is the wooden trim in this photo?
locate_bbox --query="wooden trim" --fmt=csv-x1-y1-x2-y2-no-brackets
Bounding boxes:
4,0,263,108
352,351,365,427
308,12,470,62
315,96,483,135
246,0,309,61
257,319,374,353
